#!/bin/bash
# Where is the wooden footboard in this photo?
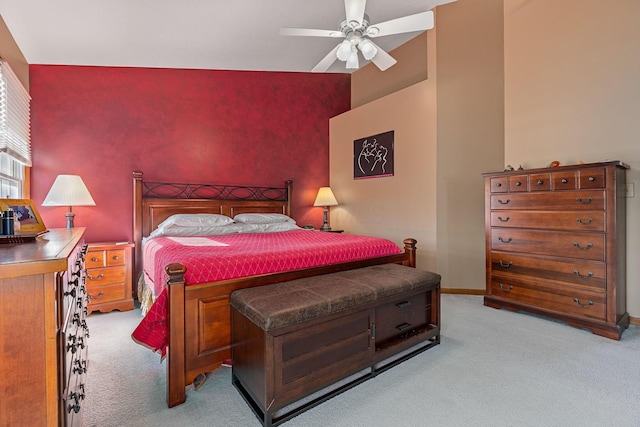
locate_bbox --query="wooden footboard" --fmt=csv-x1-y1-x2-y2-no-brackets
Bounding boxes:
164,239,417,408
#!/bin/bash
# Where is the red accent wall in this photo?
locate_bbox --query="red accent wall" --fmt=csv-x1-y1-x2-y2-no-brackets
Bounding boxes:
29,65,350,243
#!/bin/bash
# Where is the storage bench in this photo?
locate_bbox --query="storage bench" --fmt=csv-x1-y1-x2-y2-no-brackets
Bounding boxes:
230,263,441,426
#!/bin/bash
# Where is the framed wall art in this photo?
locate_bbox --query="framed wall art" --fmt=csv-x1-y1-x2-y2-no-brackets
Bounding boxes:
0,198,47,234
353,130,394,179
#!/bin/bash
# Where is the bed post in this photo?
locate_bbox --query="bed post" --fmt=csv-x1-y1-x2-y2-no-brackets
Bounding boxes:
403,238,417,268
133,171,143,291
286,179,293,217
165,263,187,408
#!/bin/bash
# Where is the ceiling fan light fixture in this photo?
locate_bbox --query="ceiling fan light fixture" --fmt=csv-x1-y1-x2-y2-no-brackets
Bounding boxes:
346,48,359,69
358,39,377,60
336,39,352,61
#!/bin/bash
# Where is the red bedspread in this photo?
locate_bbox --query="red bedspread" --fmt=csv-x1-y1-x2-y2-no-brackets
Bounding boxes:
131,230,402,356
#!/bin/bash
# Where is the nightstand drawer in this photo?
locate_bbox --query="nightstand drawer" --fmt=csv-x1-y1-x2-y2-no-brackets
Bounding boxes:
86,267,125,286
87,284,126,305
86,249,125,268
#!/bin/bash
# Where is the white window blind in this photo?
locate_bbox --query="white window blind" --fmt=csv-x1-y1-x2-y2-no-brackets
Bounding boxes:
0,60,31,166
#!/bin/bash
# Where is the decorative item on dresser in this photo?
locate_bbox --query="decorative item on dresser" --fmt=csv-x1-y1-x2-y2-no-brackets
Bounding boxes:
86,242,134,314
0,228,89,426
483,161,629,339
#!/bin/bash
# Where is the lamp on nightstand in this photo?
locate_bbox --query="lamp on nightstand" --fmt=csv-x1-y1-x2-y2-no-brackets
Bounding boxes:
313,187,338,231
42,175,96,228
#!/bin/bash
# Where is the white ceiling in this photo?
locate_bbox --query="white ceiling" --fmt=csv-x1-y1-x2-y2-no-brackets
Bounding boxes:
0,0,453,74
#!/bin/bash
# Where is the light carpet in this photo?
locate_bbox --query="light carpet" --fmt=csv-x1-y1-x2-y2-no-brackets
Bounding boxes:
84,295,640,426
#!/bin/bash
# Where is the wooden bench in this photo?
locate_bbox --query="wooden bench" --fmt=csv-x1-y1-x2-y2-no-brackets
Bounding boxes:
230,263,441,426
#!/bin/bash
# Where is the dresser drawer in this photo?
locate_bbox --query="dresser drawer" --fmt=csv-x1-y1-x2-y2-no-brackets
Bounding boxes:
86,266,125,285
490,190,605,210
490,210,605,231
578,168,606,189
375,292,429,344
508,174,528,192
529,173,551,191
491,229,605,261
490,176,508,193
490,251,605,290
490,276,605,320
551,170,577,190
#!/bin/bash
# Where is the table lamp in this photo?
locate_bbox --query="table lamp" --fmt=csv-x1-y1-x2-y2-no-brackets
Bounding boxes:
313,187,338,231
42,174,96,228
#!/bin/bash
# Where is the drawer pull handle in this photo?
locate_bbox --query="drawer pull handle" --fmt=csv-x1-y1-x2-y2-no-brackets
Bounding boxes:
515,181,522,186
576,197,593,204
561,178,568,183
573,270,594,279
496,183,502,187
87,273,104,281
112,256,120,260
499,260,513,268
588,176,595,182
396,301,412,308
396,323,412,332
498,237,512,243
576,218,593,225
537,179,544,185
498,283,513,291
497,216,510,222
497,199,510,205
88,291,104,301
573,242,593,250
91,257,99,262
573,298,594,308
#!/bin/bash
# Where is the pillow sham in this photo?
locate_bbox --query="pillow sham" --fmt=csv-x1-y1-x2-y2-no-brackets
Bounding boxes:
148,223,244,238
233,213,296,224
156,213,234,229
237,222,301,233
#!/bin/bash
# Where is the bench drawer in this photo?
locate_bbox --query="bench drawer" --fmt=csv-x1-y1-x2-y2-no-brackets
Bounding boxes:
375,292,429,344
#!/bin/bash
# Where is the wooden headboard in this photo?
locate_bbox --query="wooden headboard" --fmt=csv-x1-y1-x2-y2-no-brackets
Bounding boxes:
132,171,293,281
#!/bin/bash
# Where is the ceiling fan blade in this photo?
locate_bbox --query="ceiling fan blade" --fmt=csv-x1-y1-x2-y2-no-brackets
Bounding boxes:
312,45,341,72
367,11,434,38
280,28,341,38
366,41,397,71
345,0,366,27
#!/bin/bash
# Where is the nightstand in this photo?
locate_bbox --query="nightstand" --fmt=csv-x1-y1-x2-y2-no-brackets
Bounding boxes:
85,242,135,314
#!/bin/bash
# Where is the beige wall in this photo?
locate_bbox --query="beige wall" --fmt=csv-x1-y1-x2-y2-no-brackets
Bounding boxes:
331,1,504,285
0,15,29,91
504,0,640,317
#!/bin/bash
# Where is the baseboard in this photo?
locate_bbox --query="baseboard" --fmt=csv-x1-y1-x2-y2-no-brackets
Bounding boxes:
630,316,640,326
441,288,485,295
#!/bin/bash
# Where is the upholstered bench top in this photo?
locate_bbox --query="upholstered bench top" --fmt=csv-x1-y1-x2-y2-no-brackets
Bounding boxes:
230,263,441,332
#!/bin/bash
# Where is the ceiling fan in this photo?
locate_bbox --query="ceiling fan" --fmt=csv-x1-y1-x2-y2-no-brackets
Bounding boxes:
280,0,456,72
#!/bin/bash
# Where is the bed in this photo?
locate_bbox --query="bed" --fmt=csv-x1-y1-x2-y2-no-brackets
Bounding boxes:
130,171,417,407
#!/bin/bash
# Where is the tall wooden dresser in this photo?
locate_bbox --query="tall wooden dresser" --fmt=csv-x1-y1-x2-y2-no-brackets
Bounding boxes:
0,228,88,426
483,161,629,339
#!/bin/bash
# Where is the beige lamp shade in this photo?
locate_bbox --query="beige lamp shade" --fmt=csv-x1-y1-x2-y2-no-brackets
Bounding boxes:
313,187,338,207
42,175,96,228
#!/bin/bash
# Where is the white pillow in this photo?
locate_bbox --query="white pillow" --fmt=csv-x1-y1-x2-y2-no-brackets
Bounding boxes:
156,214,234,229
238,222,301,233
148,223,244,238
233,213,295,224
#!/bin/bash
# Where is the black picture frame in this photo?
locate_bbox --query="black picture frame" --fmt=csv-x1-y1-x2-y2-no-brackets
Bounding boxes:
353,130,394,179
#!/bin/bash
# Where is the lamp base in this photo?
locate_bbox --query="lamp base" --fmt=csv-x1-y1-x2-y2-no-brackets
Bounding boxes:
319,207,331,231
65,210,75,229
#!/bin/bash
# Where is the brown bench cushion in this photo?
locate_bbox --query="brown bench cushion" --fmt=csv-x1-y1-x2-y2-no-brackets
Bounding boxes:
230,263,441,332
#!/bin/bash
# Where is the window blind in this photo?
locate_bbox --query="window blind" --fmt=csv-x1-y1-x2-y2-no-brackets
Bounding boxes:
0,60,31,166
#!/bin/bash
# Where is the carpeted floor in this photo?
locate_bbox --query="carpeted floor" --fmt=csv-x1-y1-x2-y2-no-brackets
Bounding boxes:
84,295,640,426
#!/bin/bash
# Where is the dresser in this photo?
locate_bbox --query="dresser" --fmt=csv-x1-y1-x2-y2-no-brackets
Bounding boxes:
0,228,88,426
483,161,629,339
85,242,134,314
